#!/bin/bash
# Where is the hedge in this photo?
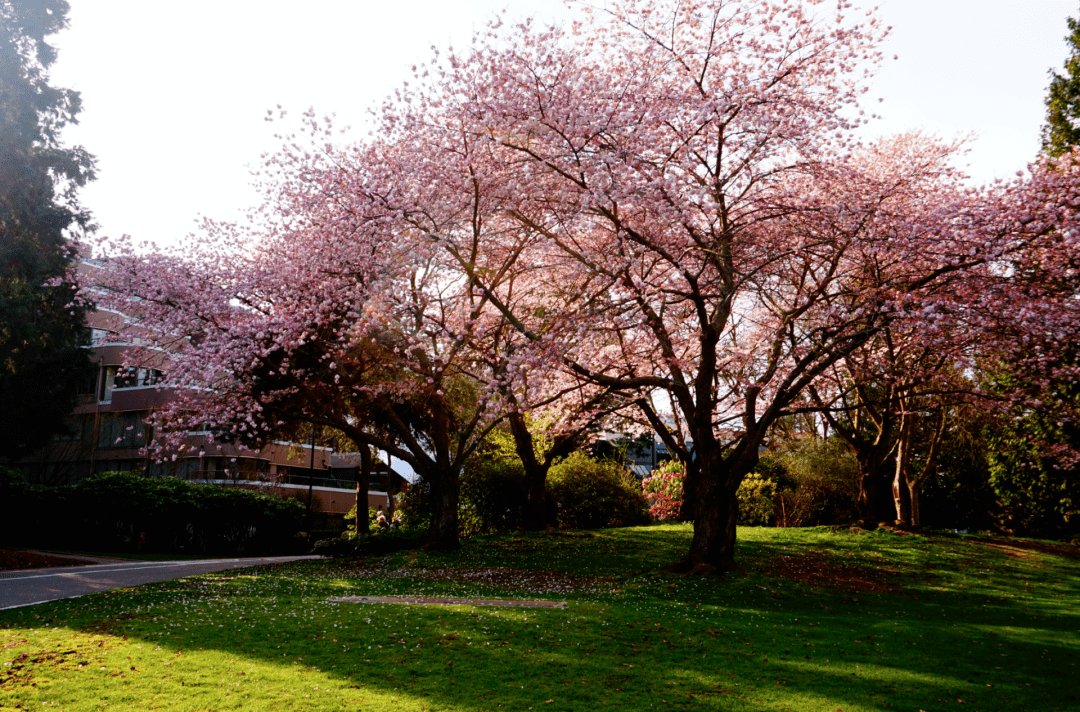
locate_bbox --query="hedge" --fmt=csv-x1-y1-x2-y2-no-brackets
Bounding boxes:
0,469,304,556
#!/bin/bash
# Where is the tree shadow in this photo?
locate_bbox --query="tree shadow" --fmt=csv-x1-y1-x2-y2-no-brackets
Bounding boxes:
1,527,1077,711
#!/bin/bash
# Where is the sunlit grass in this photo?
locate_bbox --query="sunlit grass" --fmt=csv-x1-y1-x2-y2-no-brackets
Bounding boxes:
2,525,1077,711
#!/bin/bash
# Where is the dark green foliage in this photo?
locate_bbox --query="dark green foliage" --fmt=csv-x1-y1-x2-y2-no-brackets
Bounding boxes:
546,451,650,529
1041,14,1080,156
5,472,305,554
343,504,382,534
981,359,1080,538
459,447,530,536
918,414,1001,532
399,479,433,532
312,528,426,558
400,449,651,535
771,438,861,527
0,0,96,460
987,415,1080,539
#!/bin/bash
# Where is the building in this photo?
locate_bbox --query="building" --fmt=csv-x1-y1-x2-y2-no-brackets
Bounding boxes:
8,255,411,517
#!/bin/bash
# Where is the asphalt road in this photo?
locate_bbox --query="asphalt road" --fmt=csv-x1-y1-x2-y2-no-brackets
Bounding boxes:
0,555,321,611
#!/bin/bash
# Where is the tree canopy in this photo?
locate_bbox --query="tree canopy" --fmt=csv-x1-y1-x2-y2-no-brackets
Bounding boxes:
96,0,1080,564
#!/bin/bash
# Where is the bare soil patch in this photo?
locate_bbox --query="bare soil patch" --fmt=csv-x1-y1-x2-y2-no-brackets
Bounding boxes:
0,549,90,571
765,553,901,593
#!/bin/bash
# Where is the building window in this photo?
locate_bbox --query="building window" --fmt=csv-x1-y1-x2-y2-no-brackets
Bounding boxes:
97,412,146,449
99,366,116,403
114,367,164,389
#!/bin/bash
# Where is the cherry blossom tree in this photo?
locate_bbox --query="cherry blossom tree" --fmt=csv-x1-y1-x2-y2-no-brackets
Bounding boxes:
94,114,549,550
963,152,1080,533
94,105,612,548
93,0,1080,568
808,293,983,528
409,1,1006,571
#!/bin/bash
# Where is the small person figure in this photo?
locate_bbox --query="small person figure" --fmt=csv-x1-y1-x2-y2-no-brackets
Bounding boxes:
376,512,389,529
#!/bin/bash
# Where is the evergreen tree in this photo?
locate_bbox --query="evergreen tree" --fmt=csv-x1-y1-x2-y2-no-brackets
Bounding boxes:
1,0,95,460
985,362,1080,538
1041,13,1080,157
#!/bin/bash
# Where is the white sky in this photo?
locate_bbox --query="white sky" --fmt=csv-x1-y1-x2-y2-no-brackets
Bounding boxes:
48,0,1078,250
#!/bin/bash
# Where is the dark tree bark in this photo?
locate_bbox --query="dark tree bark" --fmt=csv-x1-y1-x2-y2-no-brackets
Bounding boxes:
507,412,548,532
425,466,461,550
356,446,371,535
812,385,899,524
423,408,462,550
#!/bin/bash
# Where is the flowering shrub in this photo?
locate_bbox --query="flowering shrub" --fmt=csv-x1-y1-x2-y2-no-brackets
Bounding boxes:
642,461,685,522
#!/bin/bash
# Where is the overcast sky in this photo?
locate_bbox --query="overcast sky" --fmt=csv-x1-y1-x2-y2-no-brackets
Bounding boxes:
49,0,1079,250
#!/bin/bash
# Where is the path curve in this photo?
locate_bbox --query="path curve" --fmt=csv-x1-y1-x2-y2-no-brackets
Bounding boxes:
0,555,321,611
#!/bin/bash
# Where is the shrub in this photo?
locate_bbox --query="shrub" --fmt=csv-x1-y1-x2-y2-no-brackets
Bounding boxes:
547,452,650,529
460,451,530,536
642,461,684,522
343,505,382,534
4,472,304,555
313,528,426,558
398,480,432,532
771,439,860,526
736,472,776,526
396,439,535,537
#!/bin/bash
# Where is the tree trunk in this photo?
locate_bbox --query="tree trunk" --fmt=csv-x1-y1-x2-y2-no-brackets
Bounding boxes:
356,447,371,535
684,482,739,573
426,468,461,550
907,407,946,530
666,444,744,574
678,458,702,523
508,412,547,531
521,463,548,531
907,479,921,528
892,410,914,526
892,464,911,526
856,461,895,523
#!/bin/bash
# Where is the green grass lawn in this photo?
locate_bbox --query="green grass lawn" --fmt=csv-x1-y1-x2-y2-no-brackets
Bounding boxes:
1,525,1077,711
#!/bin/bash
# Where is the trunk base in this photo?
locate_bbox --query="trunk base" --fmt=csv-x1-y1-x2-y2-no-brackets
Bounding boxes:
660,556,732,576
422,537,461,552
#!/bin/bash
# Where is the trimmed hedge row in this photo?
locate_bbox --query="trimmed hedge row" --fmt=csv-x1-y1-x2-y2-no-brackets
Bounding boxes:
0,469,305,556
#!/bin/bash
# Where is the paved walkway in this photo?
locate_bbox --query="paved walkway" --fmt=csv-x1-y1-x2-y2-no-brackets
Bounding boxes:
0,555,321,611
12,549,131,565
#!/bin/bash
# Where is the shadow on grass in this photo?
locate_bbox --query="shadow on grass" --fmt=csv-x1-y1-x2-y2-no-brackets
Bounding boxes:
1,525,1078,711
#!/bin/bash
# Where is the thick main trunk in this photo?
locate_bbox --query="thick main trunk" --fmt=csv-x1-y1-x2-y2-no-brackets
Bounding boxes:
684,483,739,573
521,464,548,531
857,460,896,523
426,468,461,550
667,445,746,574
508,412,547,531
